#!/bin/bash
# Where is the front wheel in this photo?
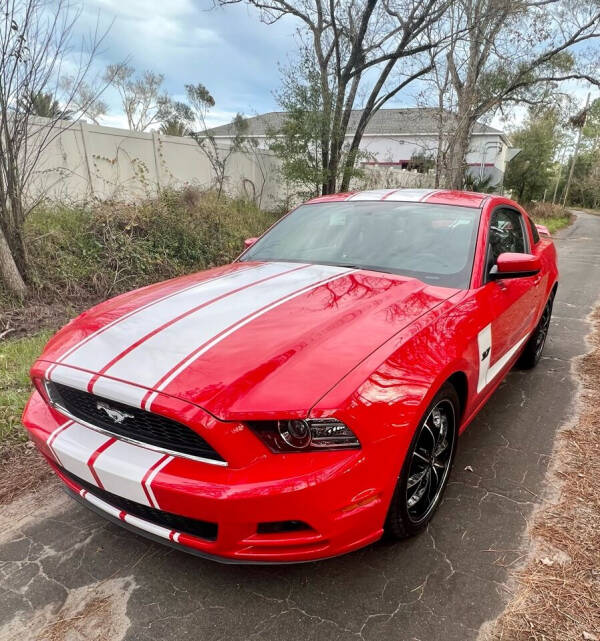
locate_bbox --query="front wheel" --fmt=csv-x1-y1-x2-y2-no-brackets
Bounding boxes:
518,292,555,369
385,383,459,539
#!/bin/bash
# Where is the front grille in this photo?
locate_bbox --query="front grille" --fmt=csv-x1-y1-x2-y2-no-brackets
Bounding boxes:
48,382,225,463
60,466,218,541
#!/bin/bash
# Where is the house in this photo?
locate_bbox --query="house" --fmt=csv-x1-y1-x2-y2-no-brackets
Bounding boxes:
207,108,520,187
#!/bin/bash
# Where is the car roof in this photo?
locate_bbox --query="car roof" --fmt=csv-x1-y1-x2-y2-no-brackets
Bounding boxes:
305,188,490,209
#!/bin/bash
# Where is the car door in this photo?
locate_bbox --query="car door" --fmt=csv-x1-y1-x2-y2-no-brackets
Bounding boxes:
475,206,540,395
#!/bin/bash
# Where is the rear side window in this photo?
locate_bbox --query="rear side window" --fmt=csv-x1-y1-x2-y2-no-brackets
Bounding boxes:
527,216,540,244
485,208,528,276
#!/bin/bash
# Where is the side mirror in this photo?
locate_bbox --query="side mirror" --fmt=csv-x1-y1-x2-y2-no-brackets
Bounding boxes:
489,252,541,280
244,237,258,249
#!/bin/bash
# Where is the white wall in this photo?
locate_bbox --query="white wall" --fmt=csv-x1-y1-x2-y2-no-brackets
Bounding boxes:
358,135,438,163
216,132,509,168
25,119,507,208
28,120,283,209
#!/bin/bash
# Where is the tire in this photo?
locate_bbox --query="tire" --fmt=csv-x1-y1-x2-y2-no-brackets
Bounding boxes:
517,292,555,369
385,382,459,539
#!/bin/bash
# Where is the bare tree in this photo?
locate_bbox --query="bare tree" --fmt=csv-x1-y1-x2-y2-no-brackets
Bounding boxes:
60,76,108,124
104,64,172,132
184,83,250,199
436,0,600,189
0,0,110,297
218,0,451,194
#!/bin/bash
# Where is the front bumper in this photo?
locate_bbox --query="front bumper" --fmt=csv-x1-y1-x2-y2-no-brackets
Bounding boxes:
23,391,392,563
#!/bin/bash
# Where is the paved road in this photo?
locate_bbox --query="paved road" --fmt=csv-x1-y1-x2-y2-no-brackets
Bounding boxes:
2,212,600,641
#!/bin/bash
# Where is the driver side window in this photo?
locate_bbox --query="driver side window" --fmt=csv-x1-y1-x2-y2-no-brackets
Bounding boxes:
486,208,528,276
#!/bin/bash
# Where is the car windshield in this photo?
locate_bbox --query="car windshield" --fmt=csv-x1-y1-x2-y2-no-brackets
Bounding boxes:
241,201,481,288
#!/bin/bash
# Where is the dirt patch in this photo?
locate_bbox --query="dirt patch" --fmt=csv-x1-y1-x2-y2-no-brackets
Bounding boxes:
0,576,135,641
0,441,54,505
1,300,88,340
482,308,600,641
0,481,66,542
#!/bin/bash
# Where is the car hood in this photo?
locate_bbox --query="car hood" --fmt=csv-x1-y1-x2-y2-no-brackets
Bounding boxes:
38,261,458,420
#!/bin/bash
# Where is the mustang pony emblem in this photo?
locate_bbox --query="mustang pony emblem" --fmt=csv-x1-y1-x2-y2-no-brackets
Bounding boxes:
96,401,134,424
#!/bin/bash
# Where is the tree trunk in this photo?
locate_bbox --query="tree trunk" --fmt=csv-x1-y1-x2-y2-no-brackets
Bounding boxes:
0,224,27,298
446,118,472,190
340,132,365,192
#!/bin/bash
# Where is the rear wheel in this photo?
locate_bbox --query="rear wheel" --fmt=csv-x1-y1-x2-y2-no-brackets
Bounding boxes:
385,383,459,539
518,292,555,369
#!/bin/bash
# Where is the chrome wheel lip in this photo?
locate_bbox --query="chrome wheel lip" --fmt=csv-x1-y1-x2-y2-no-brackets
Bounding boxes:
405,399,456,525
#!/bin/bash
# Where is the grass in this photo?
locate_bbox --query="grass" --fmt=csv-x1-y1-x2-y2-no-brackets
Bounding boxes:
526,202,573,234
0,330,55,445
485,308,600,641
533,215,571,234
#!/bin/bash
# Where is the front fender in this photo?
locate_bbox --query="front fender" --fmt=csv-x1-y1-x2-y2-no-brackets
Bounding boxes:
310,290,477,501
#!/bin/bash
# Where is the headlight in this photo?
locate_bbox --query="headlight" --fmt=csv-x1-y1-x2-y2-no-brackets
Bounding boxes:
247,418,360,452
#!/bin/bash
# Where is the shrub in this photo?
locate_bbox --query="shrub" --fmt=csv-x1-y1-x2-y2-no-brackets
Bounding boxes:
524,202,572,234
526,202,569,221
17,188,281,304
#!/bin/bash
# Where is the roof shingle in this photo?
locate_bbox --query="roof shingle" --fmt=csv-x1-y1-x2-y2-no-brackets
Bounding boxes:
207,108,504,137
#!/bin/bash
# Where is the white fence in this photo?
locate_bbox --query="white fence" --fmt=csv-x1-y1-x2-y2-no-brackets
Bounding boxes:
27,119,437,209
29,119,284,209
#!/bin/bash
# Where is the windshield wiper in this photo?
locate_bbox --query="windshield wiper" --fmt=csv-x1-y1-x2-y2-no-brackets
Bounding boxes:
333,262,392,274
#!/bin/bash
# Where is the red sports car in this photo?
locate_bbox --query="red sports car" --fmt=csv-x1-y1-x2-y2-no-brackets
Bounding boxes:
23,189,558,563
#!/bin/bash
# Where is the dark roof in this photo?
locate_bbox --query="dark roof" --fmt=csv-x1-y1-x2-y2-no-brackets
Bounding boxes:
207,108,504,137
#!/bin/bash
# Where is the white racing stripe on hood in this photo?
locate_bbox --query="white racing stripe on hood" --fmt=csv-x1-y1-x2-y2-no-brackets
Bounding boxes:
54,262,293,375
91,264,350,406
142,267,356,410
45,264,261,381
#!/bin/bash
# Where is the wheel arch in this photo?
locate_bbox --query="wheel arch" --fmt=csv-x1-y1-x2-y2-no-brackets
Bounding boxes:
446,371,468,422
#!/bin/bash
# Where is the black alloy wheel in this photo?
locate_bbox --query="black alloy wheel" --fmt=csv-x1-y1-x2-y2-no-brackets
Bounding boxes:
405,399,456,524
385,383,459,539
518,292,555,369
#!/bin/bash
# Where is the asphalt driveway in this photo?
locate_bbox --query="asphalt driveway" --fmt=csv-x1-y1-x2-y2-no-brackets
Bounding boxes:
2,211,600,641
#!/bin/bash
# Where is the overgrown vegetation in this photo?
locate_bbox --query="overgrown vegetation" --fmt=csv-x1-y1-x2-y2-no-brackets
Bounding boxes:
526,202,572,234
1,188,280,307
0,330,52,445
0,187,281,445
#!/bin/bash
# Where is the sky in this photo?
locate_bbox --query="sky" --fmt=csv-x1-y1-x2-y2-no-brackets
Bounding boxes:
69,0,596,133
72,0,300,129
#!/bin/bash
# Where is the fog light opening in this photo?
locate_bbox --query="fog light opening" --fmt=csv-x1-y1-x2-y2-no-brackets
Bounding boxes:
257,520,312,534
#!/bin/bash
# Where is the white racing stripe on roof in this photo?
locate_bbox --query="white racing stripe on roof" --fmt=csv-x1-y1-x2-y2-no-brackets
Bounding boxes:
401,189,439,201
348,188,440,202
96,264,349,403
346,189,397,201
58,263,290,374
